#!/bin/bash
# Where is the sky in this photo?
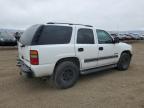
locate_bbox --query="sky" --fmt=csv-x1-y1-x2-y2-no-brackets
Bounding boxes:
0,0,144,31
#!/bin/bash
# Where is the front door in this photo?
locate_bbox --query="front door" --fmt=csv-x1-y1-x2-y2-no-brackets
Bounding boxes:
96,29,118,66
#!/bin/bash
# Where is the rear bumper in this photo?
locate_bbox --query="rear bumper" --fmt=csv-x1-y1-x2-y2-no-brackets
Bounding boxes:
17,59,55,77
17,60,34,78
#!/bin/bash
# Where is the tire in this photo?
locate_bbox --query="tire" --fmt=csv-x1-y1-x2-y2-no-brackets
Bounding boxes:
51,61,79,89
117,53,131,70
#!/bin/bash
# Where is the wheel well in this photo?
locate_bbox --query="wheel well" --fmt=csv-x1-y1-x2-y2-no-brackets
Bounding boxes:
54,57,80,70
122,50,132,57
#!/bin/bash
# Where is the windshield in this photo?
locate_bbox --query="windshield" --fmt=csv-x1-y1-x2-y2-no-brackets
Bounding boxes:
20,24,41,45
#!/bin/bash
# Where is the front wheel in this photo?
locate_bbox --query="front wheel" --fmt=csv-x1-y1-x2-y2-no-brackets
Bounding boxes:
52,61,79,89
117,53,131,70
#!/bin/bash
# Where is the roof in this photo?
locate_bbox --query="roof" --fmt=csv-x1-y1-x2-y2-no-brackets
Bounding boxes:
46,22,93,27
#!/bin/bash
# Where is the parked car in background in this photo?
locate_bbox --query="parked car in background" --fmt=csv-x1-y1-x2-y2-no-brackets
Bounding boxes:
129,33,141,40
140,34,144,40
124,34,134,40
0,34,17,46
110,33,118,38
118,34,127,41
110,32,143,41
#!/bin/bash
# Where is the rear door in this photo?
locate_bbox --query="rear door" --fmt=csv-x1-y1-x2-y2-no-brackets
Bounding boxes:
96,29,118,66
75,27,99,70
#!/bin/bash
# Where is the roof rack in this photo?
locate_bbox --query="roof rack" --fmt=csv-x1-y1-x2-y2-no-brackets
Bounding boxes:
47,22,93,27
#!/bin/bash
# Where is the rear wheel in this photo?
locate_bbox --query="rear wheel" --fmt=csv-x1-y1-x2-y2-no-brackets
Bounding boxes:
51,61,79,89
117,53,131,70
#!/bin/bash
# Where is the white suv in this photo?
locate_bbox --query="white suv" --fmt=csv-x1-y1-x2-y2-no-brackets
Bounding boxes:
17,22,132,89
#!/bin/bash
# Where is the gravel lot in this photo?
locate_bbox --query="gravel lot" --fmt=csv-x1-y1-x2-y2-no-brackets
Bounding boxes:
0,42,144,108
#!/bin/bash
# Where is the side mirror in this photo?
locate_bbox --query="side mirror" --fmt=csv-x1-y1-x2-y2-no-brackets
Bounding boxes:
113,37,120,43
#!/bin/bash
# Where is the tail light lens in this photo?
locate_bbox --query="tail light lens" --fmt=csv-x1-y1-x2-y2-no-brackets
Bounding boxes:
30,50,39,65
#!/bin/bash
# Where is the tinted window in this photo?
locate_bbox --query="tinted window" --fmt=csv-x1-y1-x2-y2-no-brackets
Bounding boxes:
96,30,113,44
37,25,72,45
20,25,41,45
77,29,94,44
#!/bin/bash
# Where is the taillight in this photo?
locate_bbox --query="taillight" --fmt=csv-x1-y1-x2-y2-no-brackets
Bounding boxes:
30,50,39,65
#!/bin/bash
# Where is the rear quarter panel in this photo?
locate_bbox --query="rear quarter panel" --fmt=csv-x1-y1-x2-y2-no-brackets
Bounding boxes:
30,44,76,65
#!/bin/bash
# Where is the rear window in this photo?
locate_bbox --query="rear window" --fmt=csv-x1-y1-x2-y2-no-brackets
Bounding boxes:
20,25,41,45
37,25,72,45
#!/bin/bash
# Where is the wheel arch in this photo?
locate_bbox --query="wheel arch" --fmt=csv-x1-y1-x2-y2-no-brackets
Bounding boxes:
54,57,81,71
121,50,132,57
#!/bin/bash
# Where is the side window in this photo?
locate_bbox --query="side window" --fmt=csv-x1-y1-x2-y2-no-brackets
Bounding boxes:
96,30,113,44
77,28,94,44
37,26,72,45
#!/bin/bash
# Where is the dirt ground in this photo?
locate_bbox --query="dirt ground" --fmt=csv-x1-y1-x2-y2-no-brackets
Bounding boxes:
0,42,144,108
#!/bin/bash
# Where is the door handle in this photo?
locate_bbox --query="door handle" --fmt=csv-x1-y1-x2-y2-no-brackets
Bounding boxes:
99,47,103,51
78,48,84,52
